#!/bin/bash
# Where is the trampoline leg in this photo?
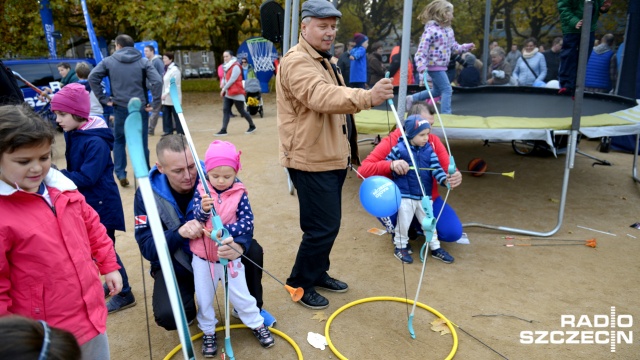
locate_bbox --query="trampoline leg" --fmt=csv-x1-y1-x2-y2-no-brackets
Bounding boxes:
575,149,612,166
633,133,640,183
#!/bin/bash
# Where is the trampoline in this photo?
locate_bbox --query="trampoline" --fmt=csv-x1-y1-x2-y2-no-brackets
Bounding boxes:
356,85,640,236
362,85,639,149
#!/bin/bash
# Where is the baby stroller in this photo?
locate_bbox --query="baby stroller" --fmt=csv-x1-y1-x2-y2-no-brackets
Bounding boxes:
244,69,263,118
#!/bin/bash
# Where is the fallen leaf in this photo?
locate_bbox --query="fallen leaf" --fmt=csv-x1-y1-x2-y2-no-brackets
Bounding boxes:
549,198,559,203
430,318,451,335
311,311,327,322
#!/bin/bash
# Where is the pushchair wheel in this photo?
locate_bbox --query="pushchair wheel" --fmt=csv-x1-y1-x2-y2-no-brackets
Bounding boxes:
259,108,263,118
512,140,539,156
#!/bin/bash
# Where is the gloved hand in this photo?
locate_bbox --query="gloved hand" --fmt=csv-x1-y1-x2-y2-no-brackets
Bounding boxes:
492,70,505,79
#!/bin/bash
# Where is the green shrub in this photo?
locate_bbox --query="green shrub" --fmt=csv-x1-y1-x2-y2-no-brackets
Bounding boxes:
182,78,221,92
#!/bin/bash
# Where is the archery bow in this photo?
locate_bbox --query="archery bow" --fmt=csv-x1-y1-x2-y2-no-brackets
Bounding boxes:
169,79,235,359
406,72,458,338
384,73,437,339
168,79,304,305
124,98,195,360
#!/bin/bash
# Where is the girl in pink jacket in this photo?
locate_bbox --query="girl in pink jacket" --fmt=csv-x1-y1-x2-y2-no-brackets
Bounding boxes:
0,104,122,359
190,140,274,357
409,0,475,114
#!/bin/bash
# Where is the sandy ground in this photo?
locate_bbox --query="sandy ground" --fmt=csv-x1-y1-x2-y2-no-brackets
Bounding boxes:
52,92,640,360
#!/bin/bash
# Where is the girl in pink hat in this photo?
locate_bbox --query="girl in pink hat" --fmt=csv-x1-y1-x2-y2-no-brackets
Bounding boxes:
190,140,274,357
51,83,135,314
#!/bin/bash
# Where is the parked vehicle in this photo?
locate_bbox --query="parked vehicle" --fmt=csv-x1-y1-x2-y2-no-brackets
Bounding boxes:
199,67,214,78
183,68,200,78
2,58,96,111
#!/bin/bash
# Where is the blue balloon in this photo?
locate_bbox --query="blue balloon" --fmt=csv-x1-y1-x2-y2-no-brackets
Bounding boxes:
359,176,402,217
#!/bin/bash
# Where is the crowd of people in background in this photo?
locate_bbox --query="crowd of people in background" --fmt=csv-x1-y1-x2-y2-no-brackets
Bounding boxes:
0,0,624,358
335,31,620,96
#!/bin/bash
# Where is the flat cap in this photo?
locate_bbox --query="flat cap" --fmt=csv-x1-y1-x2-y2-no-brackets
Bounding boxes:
301,0,342,19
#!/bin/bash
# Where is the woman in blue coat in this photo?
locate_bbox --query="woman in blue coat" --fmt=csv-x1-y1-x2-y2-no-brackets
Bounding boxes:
513,38,547,86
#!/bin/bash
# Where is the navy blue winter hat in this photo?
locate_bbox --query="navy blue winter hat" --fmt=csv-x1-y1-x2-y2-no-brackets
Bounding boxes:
404,114,431,140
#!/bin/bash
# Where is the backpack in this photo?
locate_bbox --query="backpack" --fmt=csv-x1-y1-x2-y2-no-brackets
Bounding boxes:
0,60,25,105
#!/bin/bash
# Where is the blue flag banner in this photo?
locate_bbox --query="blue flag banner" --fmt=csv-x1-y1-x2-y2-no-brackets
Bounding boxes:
39,0,57,58
81,0,110,96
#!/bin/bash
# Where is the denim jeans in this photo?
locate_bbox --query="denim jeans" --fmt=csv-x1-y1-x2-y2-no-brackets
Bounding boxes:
559,32,595,91
413,70,453,114
113,104,149,180
106,229,131,294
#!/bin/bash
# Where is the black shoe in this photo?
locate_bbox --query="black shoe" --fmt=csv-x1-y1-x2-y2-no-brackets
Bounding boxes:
106,291,136,313
118,178,129,187
245,126,256,134
201,334,217,357
251,324,275,348
315,276,348,293
214,130,228,136
299,289,329,310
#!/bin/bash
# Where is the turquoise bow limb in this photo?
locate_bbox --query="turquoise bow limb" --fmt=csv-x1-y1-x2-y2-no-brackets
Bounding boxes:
222,264,235,359
408,196,436,339
124,98,195,360
169,79,232,357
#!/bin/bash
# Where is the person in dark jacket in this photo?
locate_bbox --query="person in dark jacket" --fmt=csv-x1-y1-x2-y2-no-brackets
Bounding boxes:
133,134,276,331
57,62,79,86
457,53,481,87
337,40,355,87
50,83,134,313
89,34,162,187
367,41,386,88
543,37,563,83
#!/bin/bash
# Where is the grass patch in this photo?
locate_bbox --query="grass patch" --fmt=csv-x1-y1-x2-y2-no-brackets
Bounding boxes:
181,77,277,94
182,78,221,92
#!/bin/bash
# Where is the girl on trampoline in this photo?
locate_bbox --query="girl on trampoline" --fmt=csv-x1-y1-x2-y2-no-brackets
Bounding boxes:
406,0,475,114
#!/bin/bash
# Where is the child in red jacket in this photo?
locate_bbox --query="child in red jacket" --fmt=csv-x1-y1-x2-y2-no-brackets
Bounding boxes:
0,104,121,359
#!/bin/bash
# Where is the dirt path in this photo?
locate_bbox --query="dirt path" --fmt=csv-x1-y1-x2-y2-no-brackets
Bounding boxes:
53,92,640,359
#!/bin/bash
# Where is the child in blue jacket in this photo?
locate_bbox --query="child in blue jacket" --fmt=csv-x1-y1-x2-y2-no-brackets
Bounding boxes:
51,83,135,313
386,115,452,264
349,33,369,89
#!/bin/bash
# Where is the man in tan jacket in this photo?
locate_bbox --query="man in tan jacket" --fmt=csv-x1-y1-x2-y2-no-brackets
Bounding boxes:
276,0,393,310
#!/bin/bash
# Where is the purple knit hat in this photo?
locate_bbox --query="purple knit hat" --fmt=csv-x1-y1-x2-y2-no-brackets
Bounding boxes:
204,140,242,173
353,33,368,47
50,83,90,120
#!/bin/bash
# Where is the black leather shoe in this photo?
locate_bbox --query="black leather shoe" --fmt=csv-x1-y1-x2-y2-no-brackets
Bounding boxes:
315,276,349,293
299,290,329,310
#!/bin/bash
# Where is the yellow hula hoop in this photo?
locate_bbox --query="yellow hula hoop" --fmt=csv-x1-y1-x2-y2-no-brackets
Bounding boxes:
325,296,458,360
163,324,304,360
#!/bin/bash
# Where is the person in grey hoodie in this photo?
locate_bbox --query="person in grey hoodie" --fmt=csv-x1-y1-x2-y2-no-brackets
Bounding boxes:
144,45,165,136
89,34,162,187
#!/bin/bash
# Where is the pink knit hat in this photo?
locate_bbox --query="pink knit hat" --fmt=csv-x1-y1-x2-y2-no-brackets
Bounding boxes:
50,83,90,120
204,140,242,173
